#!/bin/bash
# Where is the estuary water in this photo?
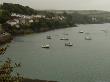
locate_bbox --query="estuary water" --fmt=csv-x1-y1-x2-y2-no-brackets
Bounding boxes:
3,23,110,82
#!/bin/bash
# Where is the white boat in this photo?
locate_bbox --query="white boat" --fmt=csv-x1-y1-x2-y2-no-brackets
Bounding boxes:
60,38,69,40
65,42,73,46
85,36,92,40
42,44,50,48
47,35,51,39
79,31,84,33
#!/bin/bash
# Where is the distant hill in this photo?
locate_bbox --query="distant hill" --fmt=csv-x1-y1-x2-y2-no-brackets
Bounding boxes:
47,10,110,20
2,3,110,19
47,10,110,14
1,3,110,24
73,10,110,19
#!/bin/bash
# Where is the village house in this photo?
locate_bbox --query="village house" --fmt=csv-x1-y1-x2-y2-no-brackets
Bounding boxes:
15,24,20,28
6,19,19,26
91,17,97,22
33,15,46,19
19,18,34,25
29,19,34,23
9,13,34,25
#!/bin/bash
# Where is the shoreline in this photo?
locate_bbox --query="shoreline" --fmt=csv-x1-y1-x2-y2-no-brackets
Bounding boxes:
23,78,57,82
0,22,108,46
0,25,77,46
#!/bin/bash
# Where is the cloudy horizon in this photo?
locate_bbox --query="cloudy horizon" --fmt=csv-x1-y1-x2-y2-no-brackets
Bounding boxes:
1,0,110,11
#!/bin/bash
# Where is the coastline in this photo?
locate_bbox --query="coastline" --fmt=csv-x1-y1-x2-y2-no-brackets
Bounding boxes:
23,78,57,82
0,32,13,46
0,25,77,46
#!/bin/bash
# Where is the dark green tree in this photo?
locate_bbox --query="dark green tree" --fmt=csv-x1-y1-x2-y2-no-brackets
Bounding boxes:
0,10,11,24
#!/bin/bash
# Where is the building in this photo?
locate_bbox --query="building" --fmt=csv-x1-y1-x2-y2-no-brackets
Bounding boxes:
7,19,19,26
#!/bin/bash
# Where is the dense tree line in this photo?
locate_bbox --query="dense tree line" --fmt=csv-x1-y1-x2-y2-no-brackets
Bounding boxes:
62,12,96,24
0,10,11,24
31,17,76,32
2,3,37,15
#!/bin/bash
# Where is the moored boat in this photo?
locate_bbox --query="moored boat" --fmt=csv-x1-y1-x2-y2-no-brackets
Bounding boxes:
85,36,92,40
47,35,51,39
65,42,73,46
60,38,69,40
42,44,50,48
79,30,84,33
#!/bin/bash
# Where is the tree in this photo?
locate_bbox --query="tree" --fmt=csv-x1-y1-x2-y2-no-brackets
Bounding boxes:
0,10,11,24
2,3,37,15
0,57,23,82
0,44,23,82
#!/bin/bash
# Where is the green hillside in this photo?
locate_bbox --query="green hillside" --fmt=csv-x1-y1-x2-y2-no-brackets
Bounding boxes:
2,3,37,15
50,10,110,17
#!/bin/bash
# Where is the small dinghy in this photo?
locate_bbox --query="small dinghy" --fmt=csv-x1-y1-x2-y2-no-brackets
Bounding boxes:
60,38,69,40
79,30,84,33
42,44,50,48
65,42,73,46
85,36,92,40
47,35,51,39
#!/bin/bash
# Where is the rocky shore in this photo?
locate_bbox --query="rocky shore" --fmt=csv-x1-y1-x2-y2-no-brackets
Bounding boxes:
0,31,13,45
0,24,12,45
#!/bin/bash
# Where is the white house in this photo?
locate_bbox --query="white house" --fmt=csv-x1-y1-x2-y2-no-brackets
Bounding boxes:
7,19,19,26
29,19,34,23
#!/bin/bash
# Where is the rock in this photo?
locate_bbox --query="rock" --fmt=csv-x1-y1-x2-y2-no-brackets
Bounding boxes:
0,32,13,45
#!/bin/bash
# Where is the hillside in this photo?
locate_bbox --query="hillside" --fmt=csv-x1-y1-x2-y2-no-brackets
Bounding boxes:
48,10,110,14
48,10,110,16
73,10,110,19
46,10,110,22
2,3,37,15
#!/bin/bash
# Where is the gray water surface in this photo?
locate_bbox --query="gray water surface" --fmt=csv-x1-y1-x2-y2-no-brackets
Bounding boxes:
3,24,110,82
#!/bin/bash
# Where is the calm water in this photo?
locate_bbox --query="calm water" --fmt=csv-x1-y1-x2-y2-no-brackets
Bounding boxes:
2,23,110,82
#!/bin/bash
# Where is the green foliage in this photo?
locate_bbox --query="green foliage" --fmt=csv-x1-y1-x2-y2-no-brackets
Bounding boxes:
0,10,11,24
0,11,1,15
0,58,23,82
2,3,37,15
2,23,33,35
31,17,76,32
62,12,92,24
45,12,55,18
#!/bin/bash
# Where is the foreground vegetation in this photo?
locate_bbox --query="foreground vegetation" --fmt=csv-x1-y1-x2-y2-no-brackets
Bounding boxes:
0,57,23,82
0,57,57,82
